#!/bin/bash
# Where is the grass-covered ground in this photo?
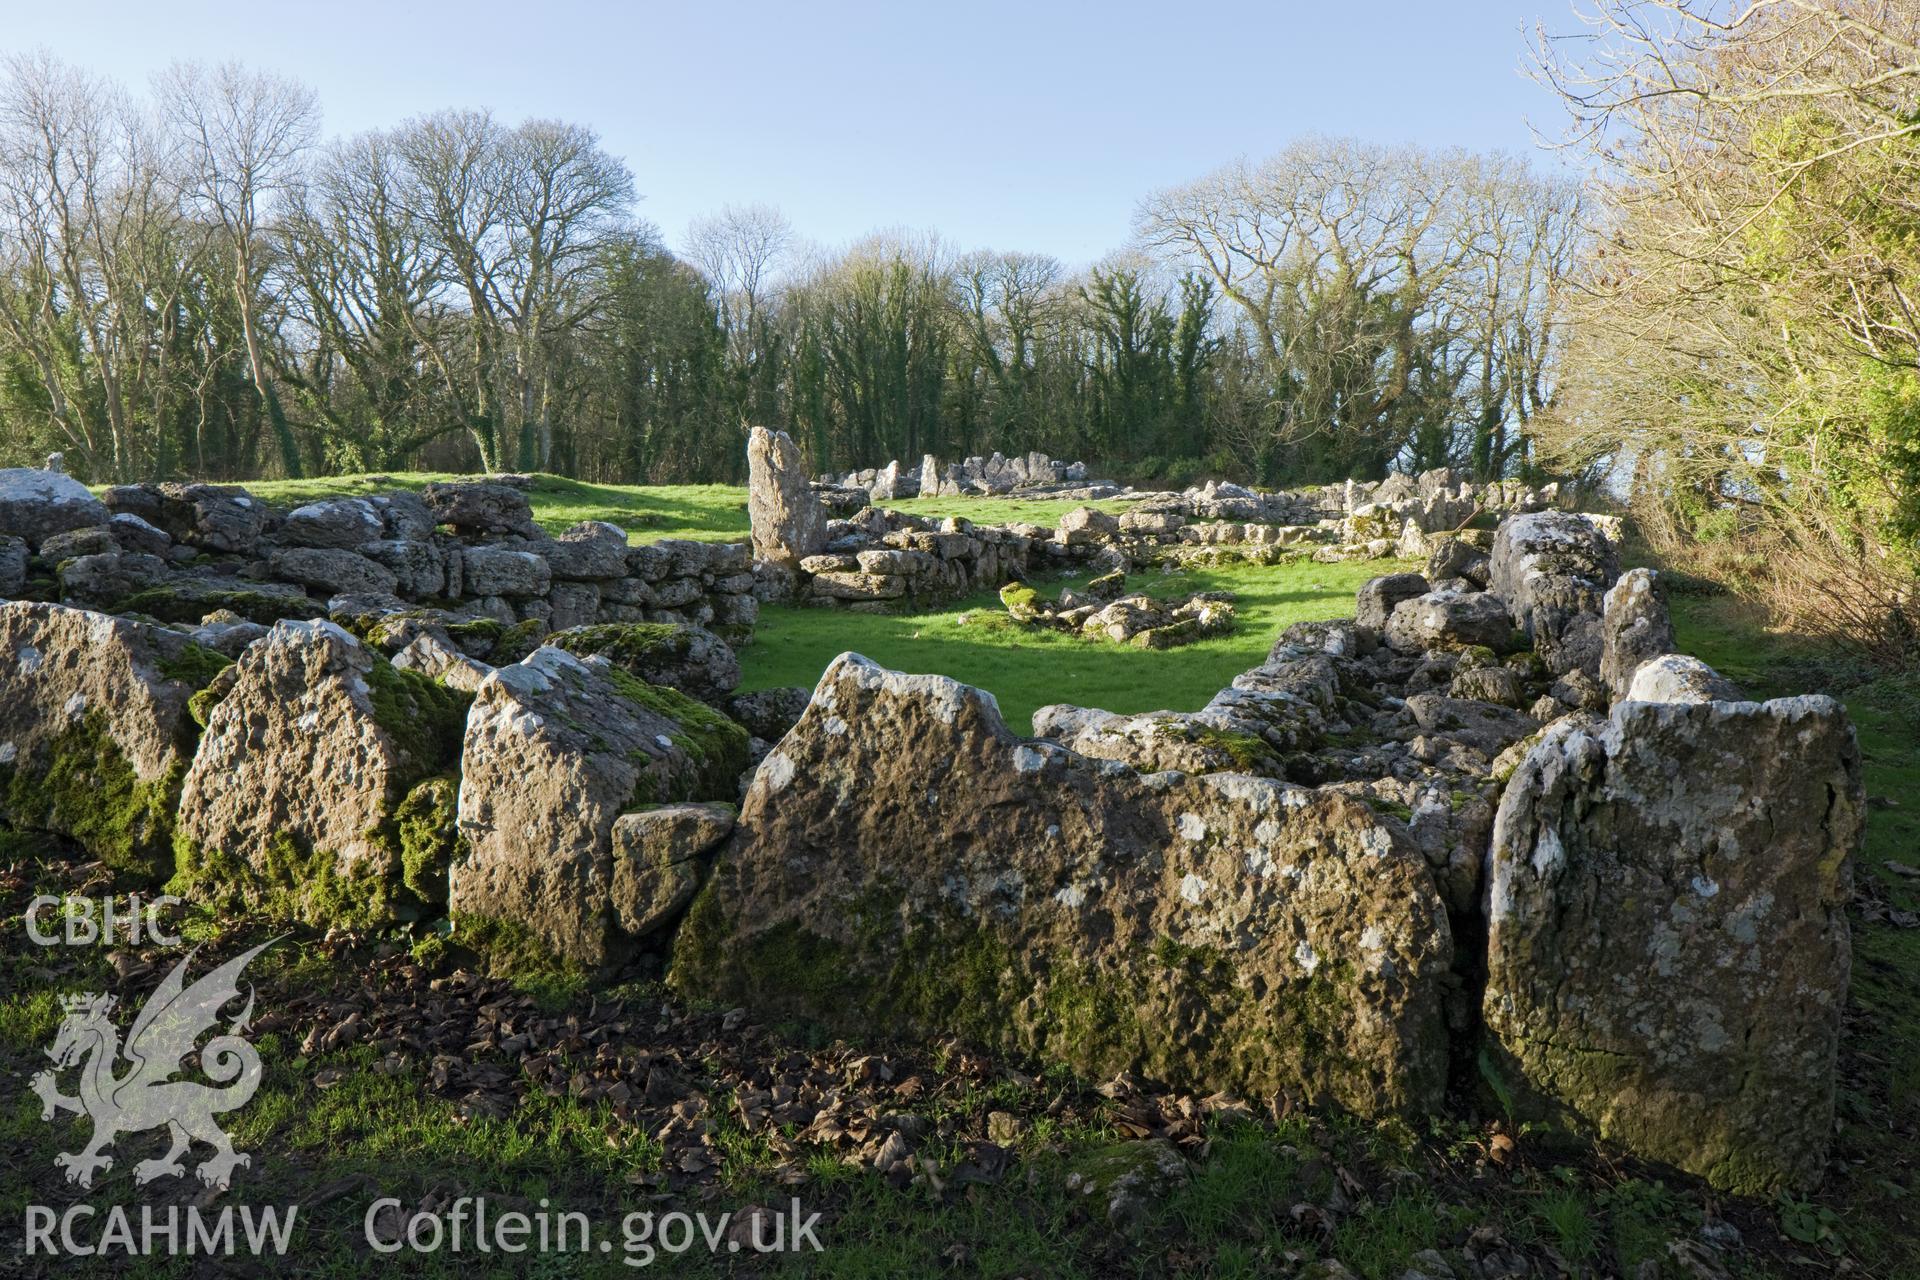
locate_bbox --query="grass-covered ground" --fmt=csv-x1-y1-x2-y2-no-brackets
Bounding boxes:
9,475,1913,1275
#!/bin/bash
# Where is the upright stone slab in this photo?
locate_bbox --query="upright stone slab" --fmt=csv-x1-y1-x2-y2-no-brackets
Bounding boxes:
449,646,749,966
1489,512,1619,678
174,619,469,923
746,426,827,568
673,653,1453,1116
1483,695,1863,1194
0,602,209,878
1599,567,1676,702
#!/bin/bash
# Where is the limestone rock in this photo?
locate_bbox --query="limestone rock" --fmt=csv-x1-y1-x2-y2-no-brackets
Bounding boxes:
0,535,27,597
420,481,540,538
610,802,737,939
1601,568,1677,701
1356,573,1430,631
1425,536,1491,588
0,468,110,548
268,547,399,597
1383,590,1516,654
449,647,750,965
672,653,1453,1115
462,546,551,598
57,551,168,606
1489,512,1619,678
0,602,210,877
746,426,827,568
1626,653,1744,704
281,497,389,549
548,622,740,704
108,513,172,557
1483,696,1863,1194
547,521,631,580
174,620,470,923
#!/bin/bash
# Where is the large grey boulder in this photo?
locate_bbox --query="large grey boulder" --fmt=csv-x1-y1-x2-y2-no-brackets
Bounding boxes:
1483,696,1863,1194
672,653,1454,1116
1355,573,1430,630
449,646,749,966
0,602,210,878
746,426,827,568
0,469,109,548
1600,568,1676,701
1489,512,1619,678
57,551,168,605
1383,590,1516,654
174,620,469,924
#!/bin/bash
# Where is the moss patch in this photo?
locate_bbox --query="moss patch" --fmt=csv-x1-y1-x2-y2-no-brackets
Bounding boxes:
115,585,322,625
602,668,749,800
171,830,398,928
155,640,234,690
389,775,462,911
363,657,472,780
491,619,548,664
0,716,183,883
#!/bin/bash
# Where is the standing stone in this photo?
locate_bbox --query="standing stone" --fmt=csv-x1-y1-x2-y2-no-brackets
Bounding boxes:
746,427,827,568
1599,567,1676,702
672,653,1453,1116
174,620,469,924
0,602,209,878
1483,695,1863,1194
919,454,940,496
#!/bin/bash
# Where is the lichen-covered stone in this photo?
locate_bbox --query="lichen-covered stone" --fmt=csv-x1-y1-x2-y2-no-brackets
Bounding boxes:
173,620,469,924
420,481,540,538
1483,696,1863,1194
449,646,750,965
672,653,1453,1116
1600,568,1676,702
267,547,399,597
0,602,208,878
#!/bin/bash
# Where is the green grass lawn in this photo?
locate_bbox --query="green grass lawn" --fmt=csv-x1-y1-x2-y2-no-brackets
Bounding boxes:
739,557,1404,732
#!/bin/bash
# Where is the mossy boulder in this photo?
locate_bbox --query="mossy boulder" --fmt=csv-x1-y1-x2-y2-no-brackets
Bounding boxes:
671,653,1453,1116
548,621,741,704
1484,695,1863,1194
112,578,323,625
172,619,470,925
0,602,215,880
449,646,752,967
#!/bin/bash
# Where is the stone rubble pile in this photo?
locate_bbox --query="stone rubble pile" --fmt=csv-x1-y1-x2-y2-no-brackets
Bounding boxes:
996,574,1237,648
827,450,1103,501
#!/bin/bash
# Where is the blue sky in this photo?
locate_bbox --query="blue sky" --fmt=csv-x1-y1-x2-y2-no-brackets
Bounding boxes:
7,1,1574,265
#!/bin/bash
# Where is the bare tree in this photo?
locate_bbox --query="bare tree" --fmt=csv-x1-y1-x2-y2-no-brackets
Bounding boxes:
156,60,319,476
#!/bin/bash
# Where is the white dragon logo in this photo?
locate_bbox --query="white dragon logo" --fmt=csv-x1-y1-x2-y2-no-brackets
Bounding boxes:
30,940,274,1191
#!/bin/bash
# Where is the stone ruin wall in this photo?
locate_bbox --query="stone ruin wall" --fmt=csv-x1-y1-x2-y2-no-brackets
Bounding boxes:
753,426,1584,611
0,468,758,664
0,443,1865,1203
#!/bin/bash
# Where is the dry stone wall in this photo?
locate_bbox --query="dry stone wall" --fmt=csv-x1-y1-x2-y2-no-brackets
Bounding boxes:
0,458,1863,1201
